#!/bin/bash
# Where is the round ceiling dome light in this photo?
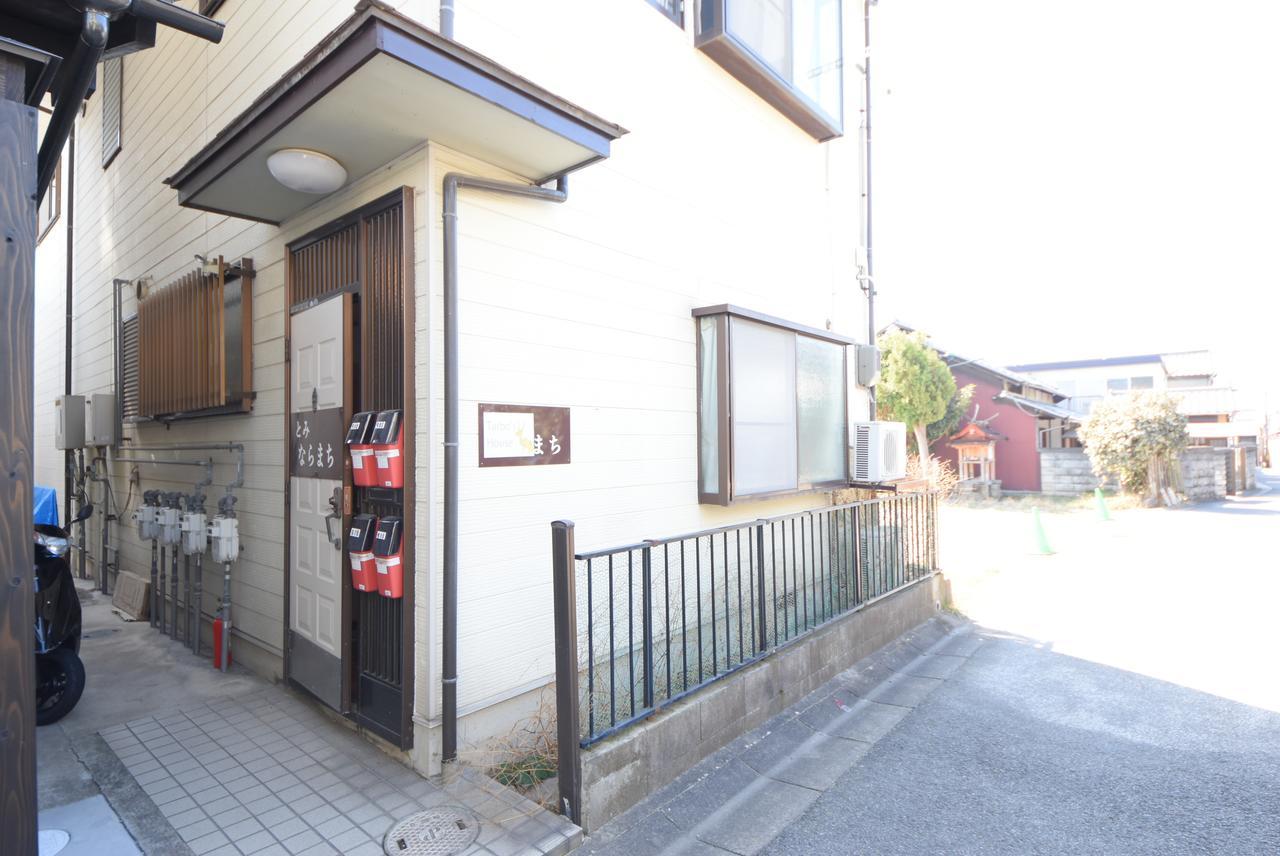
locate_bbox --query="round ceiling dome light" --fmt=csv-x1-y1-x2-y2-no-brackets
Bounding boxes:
266,148,347,194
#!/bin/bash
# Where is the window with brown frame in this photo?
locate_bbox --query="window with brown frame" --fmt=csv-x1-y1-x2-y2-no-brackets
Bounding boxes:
695,305,851,505
696,0,843,140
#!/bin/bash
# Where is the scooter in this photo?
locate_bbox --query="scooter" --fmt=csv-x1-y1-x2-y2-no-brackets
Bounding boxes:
33,503,92,726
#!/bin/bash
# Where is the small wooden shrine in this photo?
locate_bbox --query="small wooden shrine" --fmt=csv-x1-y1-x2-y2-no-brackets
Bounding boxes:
950,421,999,481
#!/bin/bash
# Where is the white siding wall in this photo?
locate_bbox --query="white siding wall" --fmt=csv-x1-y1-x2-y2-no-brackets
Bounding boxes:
34,113,69,512
50,0,433,673
39,0,870,760
1022,362,1168,414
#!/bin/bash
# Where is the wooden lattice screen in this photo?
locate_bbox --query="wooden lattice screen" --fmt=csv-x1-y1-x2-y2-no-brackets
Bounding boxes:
136,256,254,419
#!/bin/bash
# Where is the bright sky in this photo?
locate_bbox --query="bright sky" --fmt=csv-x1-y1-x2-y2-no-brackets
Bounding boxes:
870,1,1280,410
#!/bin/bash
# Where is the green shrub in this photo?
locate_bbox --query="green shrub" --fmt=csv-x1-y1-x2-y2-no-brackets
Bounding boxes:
1078,391,1188,496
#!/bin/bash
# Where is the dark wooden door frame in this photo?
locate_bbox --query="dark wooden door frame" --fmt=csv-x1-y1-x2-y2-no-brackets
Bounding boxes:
282,186,415,748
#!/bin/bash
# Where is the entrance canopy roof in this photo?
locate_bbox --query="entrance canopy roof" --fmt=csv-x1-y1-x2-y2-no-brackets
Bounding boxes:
165,0,626,224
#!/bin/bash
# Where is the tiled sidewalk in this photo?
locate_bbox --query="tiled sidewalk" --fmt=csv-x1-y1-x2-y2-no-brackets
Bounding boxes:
100,686,578,856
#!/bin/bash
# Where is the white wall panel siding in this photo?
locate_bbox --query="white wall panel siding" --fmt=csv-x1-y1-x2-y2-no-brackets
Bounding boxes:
40,0,868,758
50,0,433,670
425,102,864,718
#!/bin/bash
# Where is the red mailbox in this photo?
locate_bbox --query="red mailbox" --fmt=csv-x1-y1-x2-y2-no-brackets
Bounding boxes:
345,411,378,488
370,409,404,489
372,516,404,599
347,514,379,592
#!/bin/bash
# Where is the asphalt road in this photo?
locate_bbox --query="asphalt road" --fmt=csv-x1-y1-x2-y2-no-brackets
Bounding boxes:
765,471,1280,855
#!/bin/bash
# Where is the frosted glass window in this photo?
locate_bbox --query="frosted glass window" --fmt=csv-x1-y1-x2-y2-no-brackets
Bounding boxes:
699,316,720,495
730,319,797,495
797,336,845,484
727,0,791,75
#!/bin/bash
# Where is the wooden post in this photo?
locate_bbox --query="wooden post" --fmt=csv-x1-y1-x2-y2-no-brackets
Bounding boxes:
0,50,38,856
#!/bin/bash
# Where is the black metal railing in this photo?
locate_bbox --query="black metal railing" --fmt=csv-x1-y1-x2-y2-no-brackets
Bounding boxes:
578,493,938,743
550,491,939,821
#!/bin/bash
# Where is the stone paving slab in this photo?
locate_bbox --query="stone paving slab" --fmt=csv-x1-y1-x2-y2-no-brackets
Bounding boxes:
578,616,974,855
99,686,578,856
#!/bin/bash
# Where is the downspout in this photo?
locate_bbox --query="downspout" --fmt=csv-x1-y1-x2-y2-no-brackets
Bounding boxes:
64,124,75,527
441,173,568,763
861,0,876,419
38,10,107,202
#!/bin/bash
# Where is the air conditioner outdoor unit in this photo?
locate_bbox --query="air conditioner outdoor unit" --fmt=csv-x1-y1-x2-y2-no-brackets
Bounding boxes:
850,421,907,483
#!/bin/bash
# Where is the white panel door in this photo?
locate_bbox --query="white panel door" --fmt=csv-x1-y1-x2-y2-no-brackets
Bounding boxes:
289,295,346,710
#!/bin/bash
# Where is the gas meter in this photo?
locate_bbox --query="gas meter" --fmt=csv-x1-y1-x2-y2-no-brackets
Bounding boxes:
134,490,162,540
208,494,240,564
181,493,207,556
159,492,183,547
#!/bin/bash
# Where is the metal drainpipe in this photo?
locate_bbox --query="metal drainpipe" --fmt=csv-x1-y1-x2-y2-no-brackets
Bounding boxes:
63,125,76,528
38,10,107,201
441,172,568,763
861,0,877,420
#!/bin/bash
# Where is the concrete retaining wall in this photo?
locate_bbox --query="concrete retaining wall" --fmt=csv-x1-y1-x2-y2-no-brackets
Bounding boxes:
1040,448,1101,496
577,574,945,832
1180,447,1226,501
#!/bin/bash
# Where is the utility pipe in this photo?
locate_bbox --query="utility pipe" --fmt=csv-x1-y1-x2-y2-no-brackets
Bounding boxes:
441,173,568,763
63,125,75,528
86,456,116,594
119,442,244,490
861,0,877,419
439,0,454,39
166,492,183,638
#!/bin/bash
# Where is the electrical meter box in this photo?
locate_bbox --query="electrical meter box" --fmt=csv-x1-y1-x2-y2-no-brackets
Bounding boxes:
85,393,117,446
55,395,85,450
854,344,881,388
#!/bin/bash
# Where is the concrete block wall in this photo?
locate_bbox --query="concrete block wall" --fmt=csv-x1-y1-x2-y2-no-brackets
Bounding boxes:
1244,447,1258,491
1039,448,1100,496
1180,448,1226,501
576,574,944,832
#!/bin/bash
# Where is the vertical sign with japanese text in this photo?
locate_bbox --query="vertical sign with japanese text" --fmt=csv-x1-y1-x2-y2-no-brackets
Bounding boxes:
478,404,571,467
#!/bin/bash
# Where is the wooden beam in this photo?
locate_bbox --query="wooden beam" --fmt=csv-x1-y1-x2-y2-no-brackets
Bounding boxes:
0,50,38,856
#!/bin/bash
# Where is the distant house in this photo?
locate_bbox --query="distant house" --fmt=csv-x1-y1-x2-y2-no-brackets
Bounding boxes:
883,323,1077,493
1010,351,1258,448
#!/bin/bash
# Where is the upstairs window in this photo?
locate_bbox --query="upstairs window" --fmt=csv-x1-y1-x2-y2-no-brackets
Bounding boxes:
101,56,122,167
645,0,684,25
697,0,843,140
37,161,60,243
695,305,852,505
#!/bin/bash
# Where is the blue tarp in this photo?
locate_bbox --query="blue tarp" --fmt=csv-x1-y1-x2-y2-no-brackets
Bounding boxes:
34,486,59,526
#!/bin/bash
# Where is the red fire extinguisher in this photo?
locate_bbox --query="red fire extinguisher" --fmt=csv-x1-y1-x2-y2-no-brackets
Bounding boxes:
213,617,231,670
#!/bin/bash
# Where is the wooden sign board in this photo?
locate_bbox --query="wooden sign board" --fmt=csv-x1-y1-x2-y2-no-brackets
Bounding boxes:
292,407,345,479
478,404,570,467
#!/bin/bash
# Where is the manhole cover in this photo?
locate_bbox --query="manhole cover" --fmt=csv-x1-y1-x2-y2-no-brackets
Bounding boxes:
383,806,481,856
